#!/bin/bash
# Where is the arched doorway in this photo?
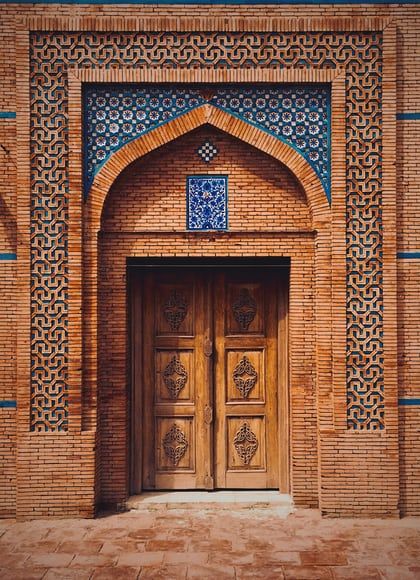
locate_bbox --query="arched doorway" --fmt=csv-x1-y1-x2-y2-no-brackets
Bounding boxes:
84,114,331,507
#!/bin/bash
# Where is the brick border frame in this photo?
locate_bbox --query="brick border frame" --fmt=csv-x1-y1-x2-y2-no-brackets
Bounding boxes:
14,15,398,516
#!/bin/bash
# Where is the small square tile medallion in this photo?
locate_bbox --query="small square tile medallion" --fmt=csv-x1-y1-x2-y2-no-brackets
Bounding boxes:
187,175,228,230
197,141,218,163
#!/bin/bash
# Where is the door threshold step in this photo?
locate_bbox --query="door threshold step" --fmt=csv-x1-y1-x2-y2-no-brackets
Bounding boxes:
127,491,293,514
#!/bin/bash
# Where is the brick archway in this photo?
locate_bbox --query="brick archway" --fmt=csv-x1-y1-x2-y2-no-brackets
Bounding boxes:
81,105,332,505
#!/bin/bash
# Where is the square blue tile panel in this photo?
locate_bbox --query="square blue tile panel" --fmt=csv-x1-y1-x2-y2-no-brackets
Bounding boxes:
187,175,228,230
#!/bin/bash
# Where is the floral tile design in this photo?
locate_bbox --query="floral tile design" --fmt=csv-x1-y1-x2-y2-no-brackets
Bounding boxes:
84,84,330,200
187,175,228,230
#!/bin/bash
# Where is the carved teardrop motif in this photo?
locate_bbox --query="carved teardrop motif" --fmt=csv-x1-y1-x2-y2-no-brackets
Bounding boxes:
233,356,258,398
163,424,188,466
232,288,257,331
163,290,188,331
163,356,188,399
233,422,258,465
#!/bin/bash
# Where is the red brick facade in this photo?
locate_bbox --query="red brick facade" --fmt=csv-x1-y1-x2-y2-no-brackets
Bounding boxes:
0,5,419,519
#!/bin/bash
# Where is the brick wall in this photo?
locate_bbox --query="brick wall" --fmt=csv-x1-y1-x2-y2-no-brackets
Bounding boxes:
0,4,418,518
0,115,17,516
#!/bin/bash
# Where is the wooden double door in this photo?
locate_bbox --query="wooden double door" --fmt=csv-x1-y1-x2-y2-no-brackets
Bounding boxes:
132,267,286,491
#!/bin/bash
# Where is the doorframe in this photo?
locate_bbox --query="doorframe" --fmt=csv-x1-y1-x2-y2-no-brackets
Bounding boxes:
128,257,290,495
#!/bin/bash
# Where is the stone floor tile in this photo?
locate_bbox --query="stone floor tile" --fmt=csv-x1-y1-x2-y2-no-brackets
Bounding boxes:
300,551,348,566
88,528,131,540
1,528,47,545
0,567,47,580
117,551,164,567
187,563,235,578
346,549,393,566
43,568,94,579
113,513,157,527
0,508,418,579
100,538,145,554
164,551,208,565
283,565,333,579
57,540,103,554
315,539,356,551
188,538,232,552
45,528,89,542
70,553,117,567
128,528,168,541
167,526,204,539
0,551,30,567
208,550,254,566
378,566,420,579
253,550,301,565
140,564,188,578
331,566,382,579
145,538,186,551
28,553,74,568
91,566,141,579
387,549,420,565
11,540,59,554
235,565,285,579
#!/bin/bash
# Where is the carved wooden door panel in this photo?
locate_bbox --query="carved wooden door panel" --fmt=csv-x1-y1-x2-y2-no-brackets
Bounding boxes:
214,271,279,488
142,271,213,489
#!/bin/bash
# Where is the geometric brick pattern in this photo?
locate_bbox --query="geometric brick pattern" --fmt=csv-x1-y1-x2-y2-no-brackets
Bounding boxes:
30,31,383,431
84,84,330,198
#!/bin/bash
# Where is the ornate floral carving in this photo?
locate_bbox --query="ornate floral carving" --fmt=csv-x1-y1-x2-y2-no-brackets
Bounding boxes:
163,290,188,331
233,356,258,398
162,424,188,466
163,356,188,399
232,288,257,331
233,422,258,465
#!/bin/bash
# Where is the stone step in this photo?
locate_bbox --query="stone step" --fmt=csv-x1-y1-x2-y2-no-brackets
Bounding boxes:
127,491,293,516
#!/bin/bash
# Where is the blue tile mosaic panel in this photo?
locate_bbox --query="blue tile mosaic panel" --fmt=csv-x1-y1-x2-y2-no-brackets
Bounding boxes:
83,84,330,200
187,175,228,230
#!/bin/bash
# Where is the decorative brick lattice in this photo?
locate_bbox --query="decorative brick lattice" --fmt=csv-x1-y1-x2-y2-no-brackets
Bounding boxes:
187,175,228,230
30,32,383,431
84,84,330,198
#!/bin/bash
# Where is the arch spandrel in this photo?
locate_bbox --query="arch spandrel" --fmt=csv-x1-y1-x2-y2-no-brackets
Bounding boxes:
86,104,330,234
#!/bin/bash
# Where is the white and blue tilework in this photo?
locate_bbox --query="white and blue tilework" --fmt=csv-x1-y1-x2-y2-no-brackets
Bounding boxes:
84,84,330,199
213,86,330,198
84,86,204,193
187,176,228,230
197,141,218,163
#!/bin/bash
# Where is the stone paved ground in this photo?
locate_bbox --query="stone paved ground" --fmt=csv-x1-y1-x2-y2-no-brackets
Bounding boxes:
0,506,419,579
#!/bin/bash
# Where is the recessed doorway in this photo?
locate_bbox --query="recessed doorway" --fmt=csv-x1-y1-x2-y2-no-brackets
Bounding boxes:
129,259,289,493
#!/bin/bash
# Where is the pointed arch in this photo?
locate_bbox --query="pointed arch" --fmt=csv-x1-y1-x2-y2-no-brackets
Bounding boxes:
86,104,330,234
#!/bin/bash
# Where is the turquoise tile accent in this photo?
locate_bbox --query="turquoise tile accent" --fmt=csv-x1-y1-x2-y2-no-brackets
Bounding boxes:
399,398,420,406
84,84,331,200
396,113,420,120
397,252,420,259
0,401,17,409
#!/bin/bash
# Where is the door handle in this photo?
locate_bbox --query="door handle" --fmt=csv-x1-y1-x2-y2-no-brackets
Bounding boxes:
204,338,213,357
204,405,213,424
